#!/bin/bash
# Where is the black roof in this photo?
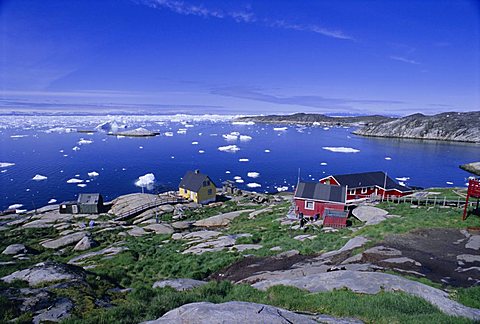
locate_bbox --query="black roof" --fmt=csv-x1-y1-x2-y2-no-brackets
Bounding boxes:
329,171,412,192
294,182,346,203
179,171,215,192
77,193,102,205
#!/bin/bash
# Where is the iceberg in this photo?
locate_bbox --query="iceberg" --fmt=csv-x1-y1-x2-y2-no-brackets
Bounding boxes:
72,146,80,151
78,138,93,145
273,127,287,131
232,121,255,125
77,183,87,188
192,141,199,145
135,173,155,189
264,149,270,153
235,179,244,183
67,178,84,184
87,171,99,177
234,176,242,180
239,135,252,141
225,170,231,174
177,129,187,134
247,172,260,178
320,162,328,166
10,135,28,138
247,183,261,188
48,199,57,204
385,157,392,160
275,186,289,192
222,133,238,141
322,147,360,153
96,120,125,132
198,150,205,154
0,162,15,168
8,204,23,210
218,145,240,152
165,132,174,137
446,181,453,185
238,158,249,162
395,177,410,181
32,174,48,181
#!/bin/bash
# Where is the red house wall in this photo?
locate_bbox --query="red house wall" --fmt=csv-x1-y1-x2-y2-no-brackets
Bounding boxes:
295,198,345,218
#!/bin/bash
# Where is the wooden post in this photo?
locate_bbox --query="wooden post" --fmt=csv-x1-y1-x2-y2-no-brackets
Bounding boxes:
443,196,446,207
434,196,437,206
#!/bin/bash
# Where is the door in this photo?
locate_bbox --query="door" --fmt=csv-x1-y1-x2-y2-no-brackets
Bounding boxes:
72,205,79,214
190,191,195,201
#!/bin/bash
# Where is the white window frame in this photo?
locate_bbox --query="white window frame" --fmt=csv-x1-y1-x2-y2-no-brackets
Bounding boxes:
349,189,355,195
361,187,368,194
305,200,315,210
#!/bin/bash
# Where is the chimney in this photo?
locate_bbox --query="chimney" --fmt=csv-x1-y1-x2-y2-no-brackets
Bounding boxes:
194,169,200,174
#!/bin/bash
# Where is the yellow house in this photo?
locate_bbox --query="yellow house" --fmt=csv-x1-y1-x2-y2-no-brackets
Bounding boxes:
178,170,217,204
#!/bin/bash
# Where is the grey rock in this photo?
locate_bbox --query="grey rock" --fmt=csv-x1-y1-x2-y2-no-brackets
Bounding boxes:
2,243,27,255
73,236,98,251
270,246,282,251
142,301,319,324
41,231,86,249
127,226,147,237
248,207,273,219
457,254,480,263
1,262,85,286
152,278,207,291
143,223,174,235
382,257,422,267
68,245,127,265
231,244,263,252
294,234,317,241
275,249,299,258
363,246,402,257
193,209,255,227
252,270,480,320
322,236,369,258
460,162,480,176
171,221,193,230
466,235,480,250
33,298,73,323
352,206,388,225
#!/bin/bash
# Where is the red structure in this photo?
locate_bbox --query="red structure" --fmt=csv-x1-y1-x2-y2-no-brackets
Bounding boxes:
323,209,349,228
320,171,413,201
463,178,480,220
294,182,346,221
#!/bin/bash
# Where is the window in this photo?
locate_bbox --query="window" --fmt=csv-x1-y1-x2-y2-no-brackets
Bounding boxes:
361,187,368,194
349,189,355,195
305,201,315,210
207,180,210,186
208,189,213,195
203,181,207,187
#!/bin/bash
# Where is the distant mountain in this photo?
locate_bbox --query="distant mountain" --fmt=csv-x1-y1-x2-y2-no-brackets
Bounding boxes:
353,112,480,143
235,113,392,126
235,111,480,143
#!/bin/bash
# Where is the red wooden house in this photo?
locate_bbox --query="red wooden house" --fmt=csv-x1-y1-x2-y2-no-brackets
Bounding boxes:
294,182,347,227
319,171,413,202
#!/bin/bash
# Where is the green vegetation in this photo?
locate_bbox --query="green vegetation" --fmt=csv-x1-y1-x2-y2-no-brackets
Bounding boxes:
452,286,480,310
424,187,467,200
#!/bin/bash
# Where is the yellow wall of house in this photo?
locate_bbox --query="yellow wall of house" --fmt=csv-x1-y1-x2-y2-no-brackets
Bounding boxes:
178,178,216,204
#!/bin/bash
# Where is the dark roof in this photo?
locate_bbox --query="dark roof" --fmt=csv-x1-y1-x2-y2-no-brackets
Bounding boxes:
294,182,346,203
329,171,412,192
77,193,102,205
179,171,216,192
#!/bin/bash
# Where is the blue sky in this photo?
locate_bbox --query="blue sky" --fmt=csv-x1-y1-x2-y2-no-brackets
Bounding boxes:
0,0,479,115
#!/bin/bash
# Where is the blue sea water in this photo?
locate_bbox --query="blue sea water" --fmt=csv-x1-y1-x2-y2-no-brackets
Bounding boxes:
0,115,478,211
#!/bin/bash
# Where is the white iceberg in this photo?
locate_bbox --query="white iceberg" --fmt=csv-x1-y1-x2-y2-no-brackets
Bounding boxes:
222,133,238,141
78,138,93,145
225,170,231,174
135,173,155,189
218,145,240,152
322,147,360,153
247,172,260,178
177,129,187,134
192,141,199,145
395,177,410,182
446,181,454,185
234,176,242,180
72,146,80,151
198,150,205,154
238,158,249,162
88,171,99,177
275,186,289,192
96,120,125,132
232,121,255,125
10,135,28,138
273,127,287,131
264,149,270,153
8,204,23,210
247,183,261,188
239,135,252,141
164,132,174,137
385,157,392,160
48,199,57,204
235,179,244,183
0,162,15,168
320,162,328,166
32,174,48,181
77,183,87,188
67,178,84,184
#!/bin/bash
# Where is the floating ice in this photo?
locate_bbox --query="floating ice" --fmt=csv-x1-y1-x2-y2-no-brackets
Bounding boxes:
239,135,252,141
247,172,260,178
323,127,330,130
8,204,23,210
192,141,199,145
32,174,47,181
116,135,125,139
165,132,174,137
67,178,84,184
10,135,28,138
48,199,57,204
225,170,231,174
395,177,410,181
446,181,454,185
276,186,289,192
247,183,261,188
72,146,80,151
135,173,155,189
218,145,240,152
139,146,143,149
198,150,205,154
185,124,194,128
77,184,87,188
96,120,125,132
0,162,15,168
222,133,238,141
78,138,93,145
88,171,99,177
1,170,7,173
322,147,360,153
320,162,328,166
235,179,244,183
238,158,249,162
264,149,270,153
177,129,187,134
273,127,287,131
234,176,242,180
385,157,392,160
398,181,406,186
232,121,255,125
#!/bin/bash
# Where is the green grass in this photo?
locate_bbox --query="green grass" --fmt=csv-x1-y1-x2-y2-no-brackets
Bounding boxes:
424,188,467,200
452,286,480,309
63,281,473,324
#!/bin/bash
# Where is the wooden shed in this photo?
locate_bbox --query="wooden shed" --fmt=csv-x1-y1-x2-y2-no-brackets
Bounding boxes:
294,182,347,219
77,193,104,214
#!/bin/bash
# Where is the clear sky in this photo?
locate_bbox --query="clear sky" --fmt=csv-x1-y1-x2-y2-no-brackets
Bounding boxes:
0,0,479,115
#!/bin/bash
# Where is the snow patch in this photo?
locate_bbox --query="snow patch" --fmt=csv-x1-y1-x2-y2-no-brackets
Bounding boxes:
322,147,360,153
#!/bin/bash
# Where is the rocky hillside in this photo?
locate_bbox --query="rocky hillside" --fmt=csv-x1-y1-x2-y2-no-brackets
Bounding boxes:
461,162,480,176
236,113,392,126
353,111,480,143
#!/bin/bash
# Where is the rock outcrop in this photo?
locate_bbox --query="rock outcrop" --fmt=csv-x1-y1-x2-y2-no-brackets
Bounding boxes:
460,162,480,176
1,262,86,286
152,278,208,291
2,243,27,255
41,231,87,249
193,209,255,227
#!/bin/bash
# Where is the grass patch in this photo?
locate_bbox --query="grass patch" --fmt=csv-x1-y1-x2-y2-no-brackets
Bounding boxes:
452,286,480,309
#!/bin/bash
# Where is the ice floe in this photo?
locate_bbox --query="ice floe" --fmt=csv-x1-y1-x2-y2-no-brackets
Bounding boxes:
235,179,244,183
32,174,48,181
232,121,255,125
275,186,289,192
320,162,327,166
225,171,231,174
218,145,240,152
198,150,205,154
239,135,252,141
10,135,28,138
247,183,261,188
385,157,392,160
395,177,410,182
135,173,155,189
238,158,249,162
273,127,287,131
192,141,199,145
72,146,80,151
264,149,270,153
87,171,99,177
77,184,87,188
48,199,57,204
67,178,84,184
0,162,15,168
322,147,360,153
78,138,93,145
8,204,23,210
247,172,260,178
177,129,187,134
446,181,454,185
234,176,242,180
222,133,238,141
164,132,174,137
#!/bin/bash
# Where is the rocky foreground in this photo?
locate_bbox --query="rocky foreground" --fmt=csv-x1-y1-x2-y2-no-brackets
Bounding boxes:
0,191,479,323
